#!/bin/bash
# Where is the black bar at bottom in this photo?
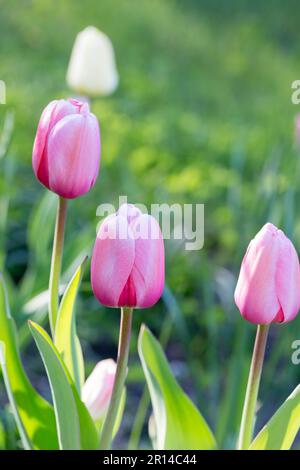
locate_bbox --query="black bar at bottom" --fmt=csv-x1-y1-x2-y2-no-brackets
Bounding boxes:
0,449,298,465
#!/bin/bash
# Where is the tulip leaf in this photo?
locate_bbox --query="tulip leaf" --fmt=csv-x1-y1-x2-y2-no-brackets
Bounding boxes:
249,384,300,450
0,274,58,450
113,388,126,438
0,341,32,449
138,324,217,450
29,321,99,450
54,257,86,392
28,191,57,261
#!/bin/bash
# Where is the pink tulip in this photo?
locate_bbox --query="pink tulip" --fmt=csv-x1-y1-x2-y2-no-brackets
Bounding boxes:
234,223,300,324
91,203,165,308
32,98,100,199
82,359,116,421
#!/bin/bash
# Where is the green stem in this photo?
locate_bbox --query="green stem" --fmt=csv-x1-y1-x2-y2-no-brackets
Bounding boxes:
99,307,133,450
237,324,269,450
49,196,67,337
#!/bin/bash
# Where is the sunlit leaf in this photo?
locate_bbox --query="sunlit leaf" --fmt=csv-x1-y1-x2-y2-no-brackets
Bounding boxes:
29,321,99,450
249,384,300,450
54,258,87,392
138,324,217,450
0,341,31,449
113,389,126,438
0,274,58,450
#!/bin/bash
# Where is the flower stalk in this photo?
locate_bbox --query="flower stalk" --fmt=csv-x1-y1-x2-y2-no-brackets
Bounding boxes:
237,324,269,450
49,196,67,336
99,307,133,450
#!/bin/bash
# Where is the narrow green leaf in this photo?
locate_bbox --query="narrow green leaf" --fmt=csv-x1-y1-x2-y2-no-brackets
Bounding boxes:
113,389,126,438
54,258,86,391
29,321,99,450
28,191,57,260
0,112,15,270
20,191,57,300
0,342,31,449
0,412,5,450
29,321,80,449
0,111,14,160
249,384,300,450
0,274,58,450
138,325,217,450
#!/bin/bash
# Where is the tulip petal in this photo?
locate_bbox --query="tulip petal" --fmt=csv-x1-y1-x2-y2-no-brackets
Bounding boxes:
32,99,81,189
275,231,300,322
118,275,137,307
118,203,142,224
130,214,165,308
32,100,58,187
47,113,100,198
234,224,281,324
82,359,116,421
91,215,135,307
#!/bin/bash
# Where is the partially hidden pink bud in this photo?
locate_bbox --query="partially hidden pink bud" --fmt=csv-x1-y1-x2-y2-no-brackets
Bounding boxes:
234,222,300,324
82,359,116,421
32,98,100,199
91,203,165,308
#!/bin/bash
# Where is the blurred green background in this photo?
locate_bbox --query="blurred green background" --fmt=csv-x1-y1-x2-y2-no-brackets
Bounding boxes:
1,0,300,449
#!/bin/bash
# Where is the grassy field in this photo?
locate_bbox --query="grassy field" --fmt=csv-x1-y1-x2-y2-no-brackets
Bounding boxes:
1,0,300,449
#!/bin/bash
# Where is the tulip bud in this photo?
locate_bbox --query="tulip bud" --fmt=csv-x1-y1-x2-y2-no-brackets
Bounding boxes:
234,223,300,324
66,26,119,97
32,98,100,199
91,204,165,308
82,359,116,422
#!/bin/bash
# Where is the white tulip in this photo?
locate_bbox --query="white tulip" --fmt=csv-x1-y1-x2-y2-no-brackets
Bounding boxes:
66,26,119,97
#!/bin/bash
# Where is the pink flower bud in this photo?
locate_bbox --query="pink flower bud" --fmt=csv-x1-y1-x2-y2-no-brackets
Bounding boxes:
234,223,300,324
91,204,165,308
82,359,116,421
32,99,100,199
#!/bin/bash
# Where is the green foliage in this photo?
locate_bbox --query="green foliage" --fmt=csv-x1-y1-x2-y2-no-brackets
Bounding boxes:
0,275,58,449
0,342,32,449
54,258,86,392
250,384,300,450
29,321,99,450
138,325,216,450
